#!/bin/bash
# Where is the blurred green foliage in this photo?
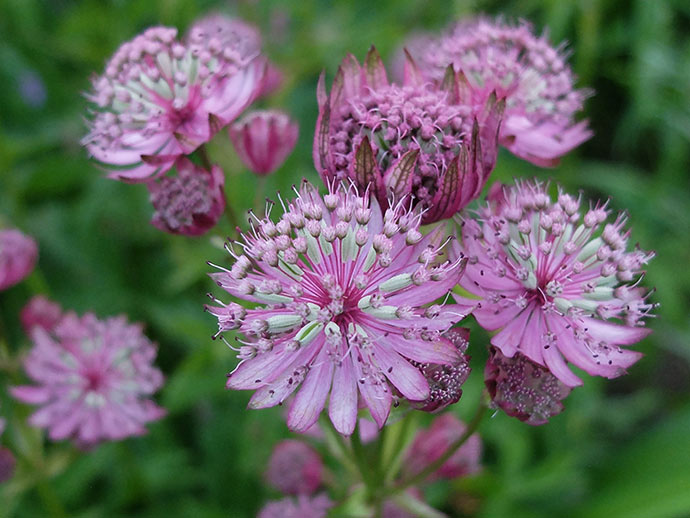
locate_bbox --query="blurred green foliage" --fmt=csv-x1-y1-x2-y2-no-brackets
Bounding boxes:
0,0,689,517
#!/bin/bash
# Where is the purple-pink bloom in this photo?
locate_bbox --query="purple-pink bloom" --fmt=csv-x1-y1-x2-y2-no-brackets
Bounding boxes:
410,327,471,413
229,110,299,176
0,229,38,291
453,180,655,387
207,181,472,435
258,494,332,518
404,413,482,480
265,439,323,495
83,21,265,181
20,295,63,336
12,312,165,447
147,156,226,236
485,346,571,425
403,17,592,166
314,47,504,224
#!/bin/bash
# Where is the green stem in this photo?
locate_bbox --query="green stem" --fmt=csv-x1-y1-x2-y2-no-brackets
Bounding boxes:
36,479,67,518
393,396,487,493
198,143,241,235
350,424,376,494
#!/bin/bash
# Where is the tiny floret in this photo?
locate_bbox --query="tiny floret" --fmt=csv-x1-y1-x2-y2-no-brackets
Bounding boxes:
207,181,472,435
12,312,165,447
453,179,655,387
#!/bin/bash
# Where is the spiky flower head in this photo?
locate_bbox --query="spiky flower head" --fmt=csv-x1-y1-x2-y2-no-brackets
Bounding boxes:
265,439,323,495
404,413,482,480
409,327,471,413
20,295,63,336
147,157,226,236
404,17,591,166
258,494,332,518
485,346,571,425
453,179,655,387
0,229,37,291
314,47,504,224
229,110,299,176
83,19,265,181
12,312,165,447
207,181,472,435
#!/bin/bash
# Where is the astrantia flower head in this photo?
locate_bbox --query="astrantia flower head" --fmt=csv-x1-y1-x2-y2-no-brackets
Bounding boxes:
314,47,504,224
229,110,299,176
265,439,323,495
405,17,592,166
453,179,656,387
83,20,265,181
12,312,165,447
404,413,482,480
485,346,571,425
258,494,332,518
207,181,472,435
147,157,226,236
0,228,38,291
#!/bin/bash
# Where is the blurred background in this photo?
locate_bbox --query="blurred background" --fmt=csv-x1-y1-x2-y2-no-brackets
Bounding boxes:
0,0,689,516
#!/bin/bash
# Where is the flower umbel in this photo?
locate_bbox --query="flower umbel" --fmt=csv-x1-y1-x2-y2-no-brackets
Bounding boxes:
147,157,226,236
207,181,472,435
453,180,655,386
83,20,265,181
314,47,504,223
12,312,165,447
265,439,323,495
404,17,591,166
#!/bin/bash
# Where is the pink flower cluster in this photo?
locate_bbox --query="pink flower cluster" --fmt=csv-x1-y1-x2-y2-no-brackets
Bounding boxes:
207,181,473,435
403,17,592,166
12,311,165,447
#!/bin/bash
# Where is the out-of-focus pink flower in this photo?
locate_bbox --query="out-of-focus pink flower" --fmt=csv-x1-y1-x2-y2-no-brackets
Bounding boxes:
265,439,323,495
405,414,481,480
485,346,570,425
260,63,285,97
147,157,226,236
20,296,63,336
83,20,265,181
12,312,165,447
410,328,471,413
403,17,592,166
0,229,37,291
453,179,655,387
207,181,472,436
229,110,298,175
314,47,504,224
258,494,332,518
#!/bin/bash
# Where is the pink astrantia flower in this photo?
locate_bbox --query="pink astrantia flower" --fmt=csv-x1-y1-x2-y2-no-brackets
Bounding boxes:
453,180,655,387
485,346,571,425
207,181,472,435
0,229,38,291
147,157,226,236
83,21,265,181
265,439,323,495
314,47,504,224
410,327,471,413
405,413,482,480
12,312,165,447
404,17,592,166
258,494,332,518
20,295,63,336
229,110,299,176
